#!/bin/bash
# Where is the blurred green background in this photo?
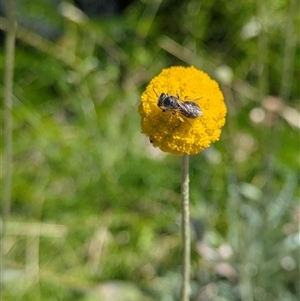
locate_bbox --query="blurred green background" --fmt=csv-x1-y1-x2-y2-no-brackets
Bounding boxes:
1,0,299,300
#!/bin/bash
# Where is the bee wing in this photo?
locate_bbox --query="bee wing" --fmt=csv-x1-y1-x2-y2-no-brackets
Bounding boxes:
177,99,189,111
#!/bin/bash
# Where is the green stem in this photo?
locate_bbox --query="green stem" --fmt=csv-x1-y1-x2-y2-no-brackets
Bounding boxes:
180,154,190,301
2,0,16,291
3,0,16,235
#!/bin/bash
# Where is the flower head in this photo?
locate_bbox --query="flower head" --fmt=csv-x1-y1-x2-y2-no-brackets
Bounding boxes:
138,66,227,155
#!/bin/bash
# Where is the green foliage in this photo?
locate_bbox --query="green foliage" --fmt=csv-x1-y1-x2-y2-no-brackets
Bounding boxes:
2,0,299,300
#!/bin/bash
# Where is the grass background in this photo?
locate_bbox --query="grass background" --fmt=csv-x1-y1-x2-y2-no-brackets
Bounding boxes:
1,0,299,300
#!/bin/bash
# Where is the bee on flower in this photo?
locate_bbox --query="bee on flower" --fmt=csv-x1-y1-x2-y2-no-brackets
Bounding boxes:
156,92,203,119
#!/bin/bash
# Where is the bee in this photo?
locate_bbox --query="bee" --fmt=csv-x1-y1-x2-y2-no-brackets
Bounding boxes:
156,92,202,119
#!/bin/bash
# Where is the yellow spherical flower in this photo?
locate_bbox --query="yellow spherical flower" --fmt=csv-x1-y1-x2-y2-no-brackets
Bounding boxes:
138,66,227,155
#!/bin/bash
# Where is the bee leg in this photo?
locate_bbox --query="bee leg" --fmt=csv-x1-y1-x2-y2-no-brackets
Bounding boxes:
180,116,193,128
173,112,193,128
190,97,201,102
186,119,193,128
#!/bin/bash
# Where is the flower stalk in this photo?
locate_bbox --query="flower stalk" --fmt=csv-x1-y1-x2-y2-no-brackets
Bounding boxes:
181,153,191,301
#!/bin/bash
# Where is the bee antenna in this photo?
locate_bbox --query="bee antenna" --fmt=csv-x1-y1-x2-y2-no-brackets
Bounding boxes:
153,88,159,97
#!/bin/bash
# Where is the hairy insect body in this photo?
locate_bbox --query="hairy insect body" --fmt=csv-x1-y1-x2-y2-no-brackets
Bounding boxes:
157,93,202,119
